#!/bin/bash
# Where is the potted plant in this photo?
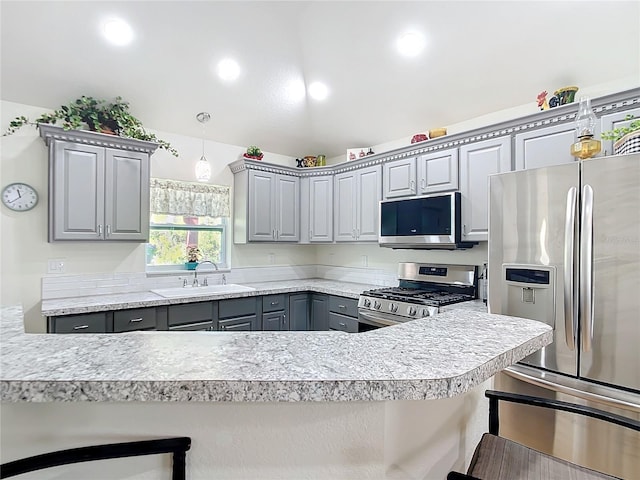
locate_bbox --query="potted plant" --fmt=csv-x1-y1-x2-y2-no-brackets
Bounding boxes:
186,245,201,270
243,145,263,160
3,95,179,157
601,114,640,155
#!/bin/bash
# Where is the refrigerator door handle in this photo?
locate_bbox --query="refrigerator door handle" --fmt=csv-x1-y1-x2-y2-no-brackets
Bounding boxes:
564,187,578,351
580,184,595,352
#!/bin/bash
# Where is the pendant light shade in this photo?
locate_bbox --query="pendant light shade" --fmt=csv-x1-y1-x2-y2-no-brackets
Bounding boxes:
195,112,211,182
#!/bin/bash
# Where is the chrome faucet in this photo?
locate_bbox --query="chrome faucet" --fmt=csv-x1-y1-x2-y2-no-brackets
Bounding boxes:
193,260,218,287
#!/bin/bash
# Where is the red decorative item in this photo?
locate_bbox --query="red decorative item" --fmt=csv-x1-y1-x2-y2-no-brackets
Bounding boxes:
411,134,428,143
243,153,264,160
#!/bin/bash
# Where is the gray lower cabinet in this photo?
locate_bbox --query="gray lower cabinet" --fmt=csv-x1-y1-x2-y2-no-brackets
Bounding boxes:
328,295,359,333
288,293,309,331
41,125,156,242
310,294,329,331
49,312,108,333
167,302,215,331
218,297,260,331
261,294,287,331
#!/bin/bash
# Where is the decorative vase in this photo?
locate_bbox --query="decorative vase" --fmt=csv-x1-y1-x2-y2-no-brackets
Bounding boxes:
613,130,640,155
185,261,198,270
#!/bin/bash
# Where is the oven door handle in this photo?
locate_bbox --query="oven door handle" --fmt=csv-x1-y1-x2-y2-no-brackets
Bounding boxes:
357,309,406,328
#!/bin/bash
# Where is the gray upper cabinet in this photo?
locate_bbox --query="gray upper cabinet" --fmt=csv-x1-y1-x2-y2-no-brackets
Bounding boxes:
599,107,640,156
334,165,381,242
417,148,459,194
459,136,512,242
40,125,156,242
246,170,299,242
514,122,579,170
300,175,333,243
383,157,416,198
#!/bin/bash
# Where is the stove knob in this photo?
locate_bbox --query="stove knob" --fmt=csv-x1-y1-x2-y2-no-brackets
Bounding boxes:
389,303,398,313
408,306,417,316
373,300,381,310
363,298,371,308
420,308,429,318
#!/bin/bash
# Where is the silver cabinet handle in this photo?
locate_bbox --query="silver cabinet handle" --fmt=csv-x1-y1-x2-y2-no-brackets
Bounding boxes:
272,229,276,239
106,224,111,236
73,325,89,330
339,322,346,327
129,317,143,323
410,180,415,193
580,184,594,352
270,301,279,306
282,314,286,325
563,187,578,351
97,224,103,237
352,229,356,239
420,178,426,190
338,305,346,309
356,229,360,239
221,325,226,331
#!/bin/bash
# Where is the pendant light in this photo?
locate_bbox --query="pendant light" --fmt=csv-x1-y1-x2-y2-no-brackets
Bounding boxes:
195,112,211,182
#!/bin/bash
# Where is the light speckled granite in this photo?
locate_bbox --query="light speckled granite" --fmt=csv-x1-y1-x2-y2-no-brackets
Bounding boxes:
41,279,375,316
1,304,551,402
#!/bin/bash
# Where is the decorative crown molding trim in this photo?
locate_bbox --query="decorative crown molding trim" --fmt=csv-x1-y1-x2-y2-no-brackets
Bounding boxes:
38,124,160,154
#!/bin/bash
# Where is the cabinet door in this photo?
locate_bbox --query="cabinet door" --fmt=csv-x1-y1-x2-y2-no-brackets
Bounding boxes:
248,171,276,241
262,311,287,331
113,307,156,332
383,157,416,198
417,148,459,194
334,172,357,242
514,123,577,170
600,107,640,156
459,136,512,242
356,165,382,241
219,315,258,331
311,294,329,331
104,149,150,241
51,141,105,241
309,176,333,242
50,312,107,333
328,313,359,333
289,293,309,331
275,174,299,241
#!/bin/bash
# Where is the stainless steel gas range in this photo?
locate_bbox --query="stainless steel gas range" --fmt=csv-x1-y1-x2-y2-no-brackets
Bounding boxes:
357,263,478,328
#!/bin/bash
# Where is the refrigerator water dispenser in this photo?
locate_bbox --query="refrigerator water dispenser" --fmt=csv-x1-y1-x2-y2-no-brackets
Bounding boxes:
501,265,556,328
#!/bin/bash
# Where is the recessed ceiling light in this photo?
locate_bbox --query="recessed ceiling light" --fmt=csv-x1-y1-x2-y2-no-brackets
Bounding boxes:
102,18,134,46
396,32,425,57
308,82,329,101
217,58,241,82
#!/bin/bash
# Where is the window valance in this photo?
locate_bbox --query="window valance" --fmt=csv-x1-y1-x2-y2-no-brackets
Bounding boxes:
150,178,230,217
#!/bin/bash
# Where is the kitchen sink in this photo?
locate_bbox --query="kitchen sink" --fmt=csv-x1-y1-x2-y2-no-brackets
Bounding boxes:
150,284,256,298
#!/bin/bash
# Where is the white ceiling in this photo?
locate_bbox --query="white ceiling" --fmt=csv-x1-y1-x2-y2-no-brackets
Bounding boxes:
2,1,639,158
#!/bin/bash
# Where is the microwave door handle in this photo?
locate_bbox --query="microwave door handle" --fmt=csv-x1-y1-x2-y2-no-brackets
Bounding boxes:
580,184,594,352
563,187,577,351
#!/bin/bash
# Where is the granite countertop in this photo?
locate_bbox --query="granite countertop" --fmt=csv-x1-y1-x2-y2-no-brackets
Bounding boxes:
41,279,378,317
1,303,551,403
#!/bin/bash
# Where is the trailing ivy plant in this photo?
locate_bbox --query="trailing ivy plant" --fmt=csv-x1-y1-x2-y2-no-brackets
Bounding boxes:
3,96,179,157
600,114,640,142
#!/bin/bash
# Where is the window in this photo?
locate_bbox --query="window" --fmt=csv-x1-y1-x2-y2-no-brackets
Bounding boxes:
147,178,230,271
147,214,227,269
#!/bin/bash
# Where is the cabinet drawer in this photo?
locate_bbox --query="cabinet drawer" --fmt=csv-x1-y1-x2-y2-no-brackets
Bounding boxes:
329,313,359,333
169,321,213,332
219,297,257,319
168,302,213,326
52,313,107,333
263,294,286,313
114,308,156,332
329,296,358,318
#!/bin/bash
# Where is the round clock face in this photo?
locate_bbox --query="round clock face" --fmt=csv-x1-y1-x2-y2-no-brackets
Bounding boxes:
2,183,38,211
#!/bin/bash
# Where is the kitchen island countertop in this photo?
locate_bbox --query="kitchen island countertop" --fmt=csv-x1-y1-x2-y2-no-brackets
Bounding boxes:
1,303,550,403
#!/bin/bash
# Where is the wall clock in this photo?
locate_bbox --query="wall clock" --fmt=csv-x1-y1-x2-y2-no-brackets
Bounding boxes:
2,182,39,211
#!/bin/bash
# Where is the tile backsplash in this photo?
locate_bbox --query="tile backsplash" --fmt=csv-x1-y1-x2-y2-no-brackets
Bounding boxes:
41,265,397,299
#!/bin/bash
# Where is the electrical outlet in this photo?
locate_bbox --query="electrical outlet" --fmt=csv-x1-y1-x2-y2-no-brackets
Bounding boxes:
361,255,368,267
47,259,65,274
268,253,275,264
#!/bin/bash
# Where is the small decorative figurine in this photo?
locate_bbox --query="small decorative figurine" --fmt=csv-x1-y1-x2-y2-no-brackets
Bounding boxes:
537,91,550,110
296,158,304,168
349,151,356,160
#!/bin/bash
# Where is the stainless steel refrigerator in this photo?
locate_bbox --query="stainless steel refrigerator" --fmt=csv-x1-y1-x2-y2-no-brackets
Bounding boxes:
488,153,640,478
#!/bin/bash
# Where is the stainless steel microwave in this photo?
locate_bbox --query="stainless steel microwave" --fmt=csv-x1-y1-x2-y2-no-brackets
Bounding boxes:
378,192,478,249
